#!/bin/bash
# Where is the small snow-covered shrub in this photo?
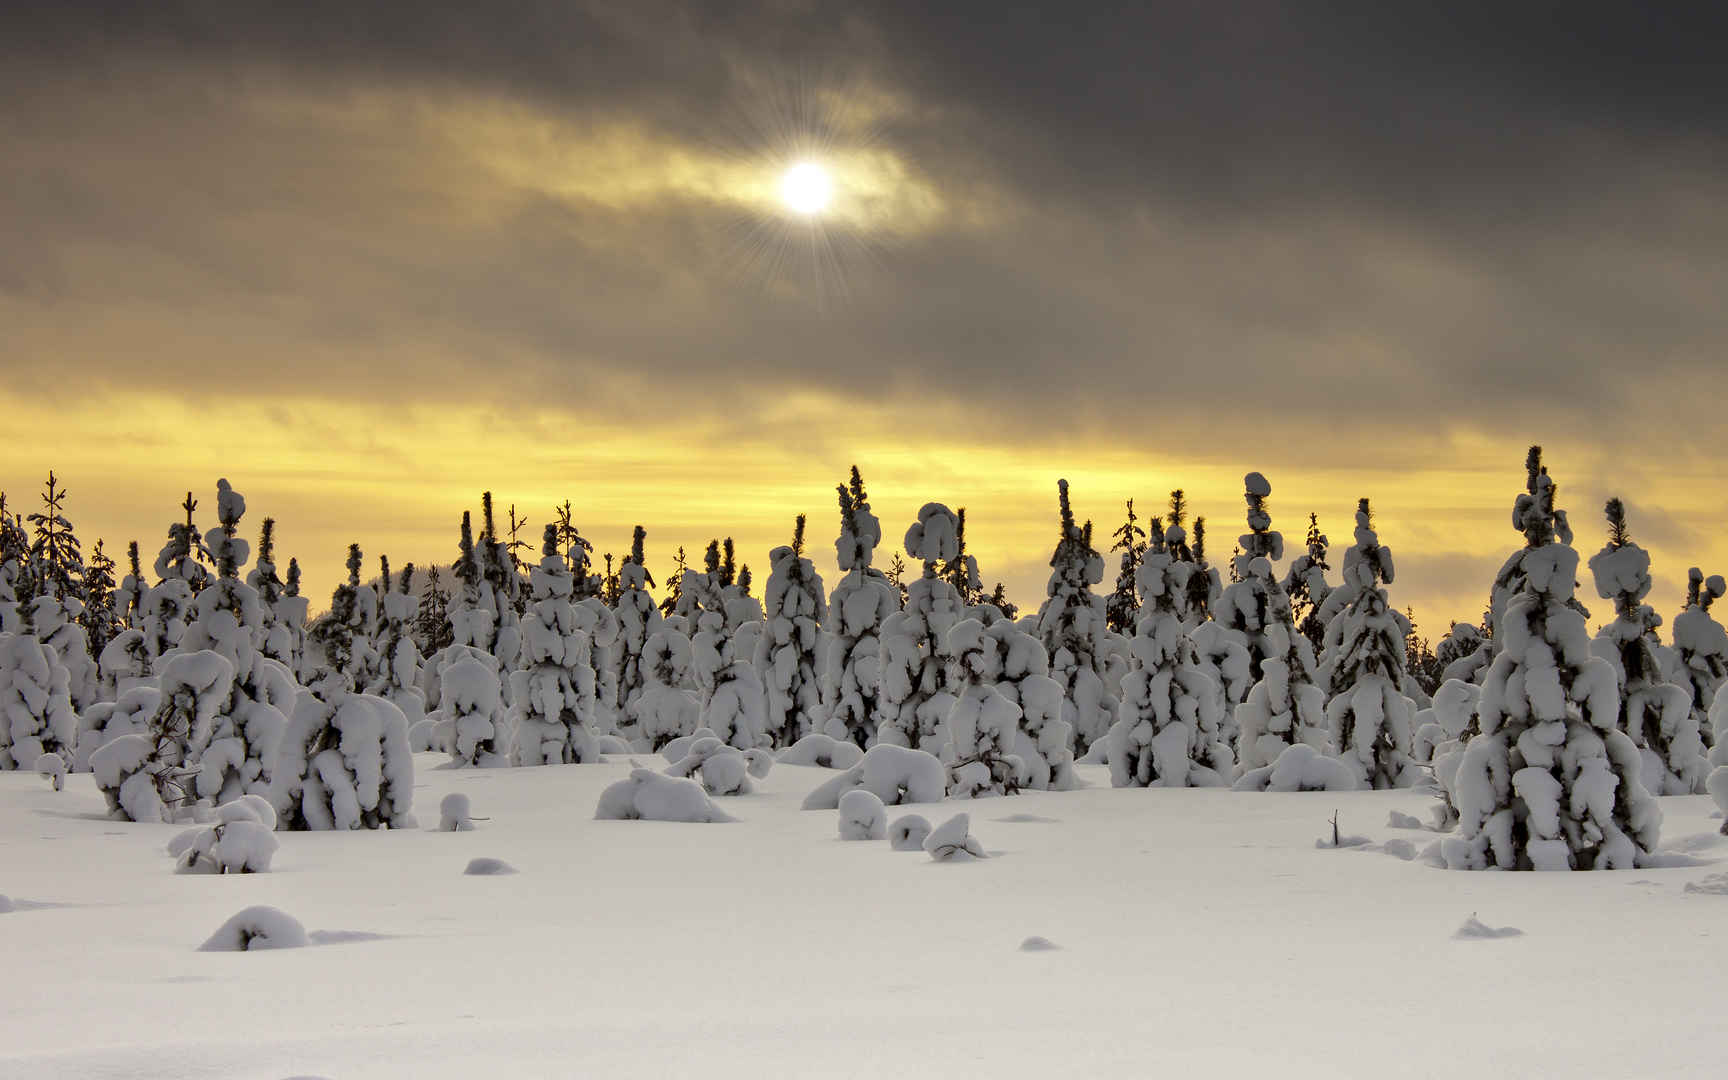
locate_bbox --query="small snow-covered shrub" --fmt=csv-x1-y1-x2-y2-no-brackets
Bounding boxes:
660,727,720,764
888,814,932,851
439,793,475,832
924,812,987,861
168,795,280,874
199,905,308,951
1232,744,1359,793
837,789,887,841
665,736,758,796
800,744,947,810
36,753,66,791
594,768,735,822
778,733,864,770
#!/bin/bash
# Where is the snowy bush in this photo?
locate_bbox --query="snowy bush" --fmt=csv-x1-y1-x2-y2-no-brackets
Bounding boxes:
269,684,417,831
888,814,932,851
837,789,887,840
665,736,760,796
169,796,279,874
439,792,476,832
594,767,735,822
778,733,865,770
199,906,308,951
629,629,701,750
924,812,988,861
801,744,948,810
0,630,78,771
1231,743,1359,793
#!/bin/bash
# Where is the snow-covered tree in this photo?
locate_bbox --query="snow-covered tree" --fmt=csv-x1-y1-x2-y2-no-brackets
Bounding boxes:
553,500,599,602
141,501,209,663
0,627,78,770
1106,516,1233,787
1105,499,1147,635
415,565,452,655
755,515,826,747
1283,513,1331,652
510,525,602,765
307,544,377,697
613,526,661,719
437,647,513,766
177,479,293,804
1036,480,1114,755
1588,500,1706,794
943,618,1025,798
1318,500,1416,789
245,518,291,666
117,541,148,631
477,492,523,669
630,628,701,749
1672,567,1728,750
0,495,31,633
821,469,899,750
91,650,231,822
370,561,426,730
80,539,123,664
277,557,310,679
879,503,967,752
1443,448,1661,871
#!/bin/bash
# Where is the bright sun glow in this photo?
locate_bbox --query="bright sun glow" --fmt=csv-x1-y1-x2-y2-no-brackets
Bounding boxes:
779,161,833,216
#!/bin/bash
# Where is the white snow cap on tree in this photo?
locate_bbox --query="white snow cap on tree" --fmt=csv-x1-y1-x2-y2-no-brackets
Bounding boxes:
755,517,826,748
268,686,417,831
594,767,735,822
943,619,1026,798
1035,480,1114,756
878,503,966,752
822,470,900,751
0,630,78,771
1443,448,1661,871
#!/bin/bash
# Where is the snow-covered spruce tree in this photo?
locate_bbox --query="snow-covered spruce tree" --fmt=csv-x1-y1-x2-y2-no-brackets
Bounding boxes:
1219,474,1324,771
1483,445,1585,640
1672,567,1727,750
1106,499,1147,635
370,562,426,730
445,511,497,658
307,545,377,697
81,539,123,668
1106,516,1233,788
1435,621,1492,685
942,508,983,609
117,541,147,631
415,565,452,656
510,525,602,765
177,479,294,804
141,499,209,663
1318,500,1417,789
631,628,701,749
879,503,967,752
1283,513,1331,653
755,515,827,748
943,619,1025,798
658,545,691,628
245,518,292,667
699,649,769,750
1588,500,1706,794
821,469,899,750
90,649,231,822
1442,448,1660,871
268,554,417,830
477,493,523,670
553,500,599,602
277,557,310,680
0,621,78,770
613,526,662,719
976,616,1075,789
0,495,30,633
25,472,98,710
1184,510,1221,625
1036,480,1115,756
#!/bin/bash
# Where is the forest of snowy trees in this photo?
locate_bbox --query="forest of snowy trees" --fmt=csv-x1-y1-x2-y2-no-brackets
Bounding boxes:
3,448,1725,870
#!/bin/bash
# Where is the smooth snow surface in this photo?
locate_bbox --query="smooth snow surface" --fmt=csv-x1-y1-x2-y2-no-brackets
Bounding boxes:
3,759,1726,1077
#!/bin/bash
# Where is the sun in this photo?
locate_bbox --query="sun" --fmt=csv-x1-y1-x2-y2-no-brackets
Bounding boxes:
779,161,833,216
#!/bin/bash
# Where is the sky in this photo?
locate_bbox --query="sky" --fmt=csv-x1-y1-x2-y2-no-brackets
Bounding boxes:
4,2,1727,636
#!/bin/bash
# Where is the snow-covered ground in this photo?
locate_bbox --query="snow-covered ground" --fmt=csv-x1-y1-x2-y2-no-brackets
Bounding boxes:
3,758,1723,1079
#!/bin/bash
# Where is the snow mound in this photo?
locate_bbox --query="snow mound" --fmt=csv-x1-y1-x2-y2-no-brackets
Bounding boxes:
1386,810,1425,830
1379,839,1418,861
199,906,309,951
925,812,988,862
1454,914,1524,940
660,728,720,764
595,768,735,823
1684,873,1728,895
1315,833,1372,850
1234,744,1359,792
1018,936,1060,952
837,789,887,841
888,814,932,851
665,737,760,796
777,733,864,770
439,793,475,832
800,744,947,810
596,735,634,755
464,857,517,876
169,820,279,874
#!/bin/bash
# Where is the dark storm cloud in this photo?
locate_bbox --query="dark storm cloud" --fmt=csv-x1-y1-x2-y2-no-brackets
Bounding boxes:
4,1,1728,452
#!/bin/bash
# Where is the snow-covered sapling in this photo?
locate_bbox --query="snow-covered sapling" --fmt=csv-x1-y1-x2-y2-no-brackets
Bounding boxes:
594,767,735,823
837,789,887,841
199,906,308,951
924,812,988,861
889,814,932,851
